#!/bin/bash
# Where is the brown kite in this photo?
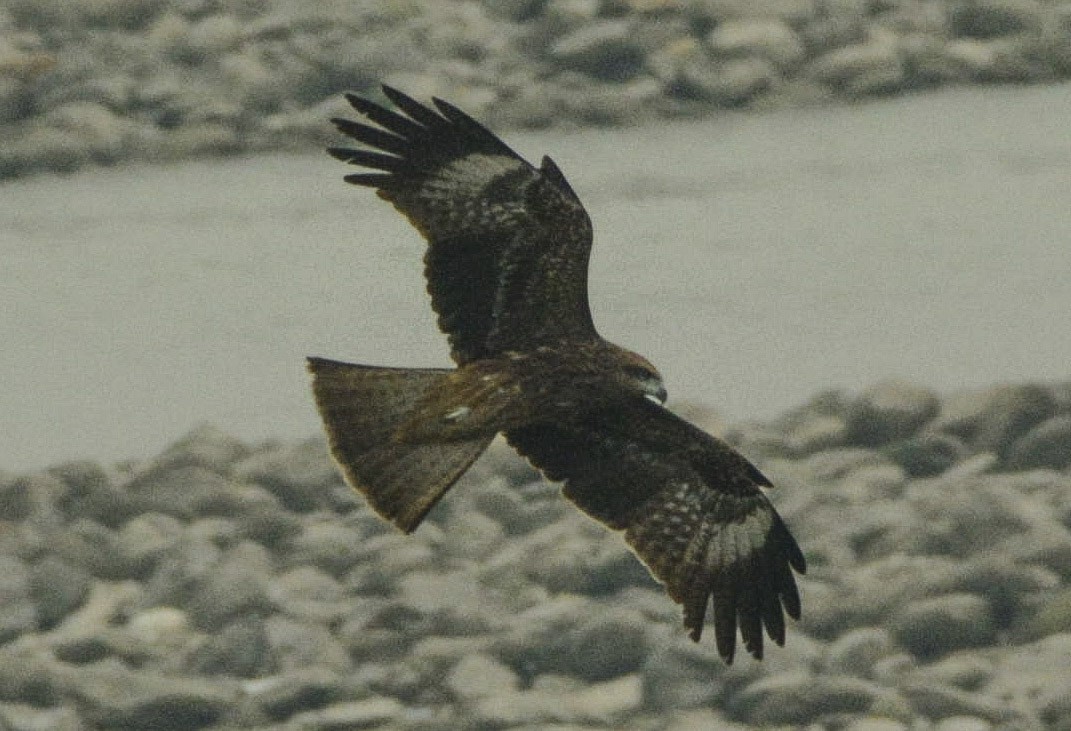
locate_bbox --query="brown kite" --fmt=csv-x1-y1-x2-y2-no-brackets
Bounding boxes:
308,86,805,663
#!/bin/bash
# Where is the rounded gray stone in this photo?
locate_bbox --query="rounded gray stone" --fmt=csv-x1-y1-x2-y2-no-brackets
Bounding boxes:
891,593,997,659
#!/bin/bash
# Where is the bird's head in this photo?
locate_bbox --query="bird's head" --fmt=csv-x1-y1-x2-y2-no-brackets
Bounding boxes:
612,347,667,405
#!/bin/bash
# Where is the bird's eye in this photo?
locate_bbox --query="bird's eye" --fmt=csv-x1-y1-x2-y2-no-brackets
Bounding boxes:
624,364,654,380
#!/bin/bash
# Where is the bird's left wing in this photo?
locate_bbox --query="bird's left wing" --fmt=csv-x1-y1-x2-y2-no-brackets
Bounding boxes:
329,86,596,364
505,399,806,664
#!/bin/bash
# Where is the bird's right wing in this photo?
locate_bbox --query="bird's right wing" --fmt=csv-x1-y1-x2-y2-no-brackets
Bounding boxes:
506,399,806,664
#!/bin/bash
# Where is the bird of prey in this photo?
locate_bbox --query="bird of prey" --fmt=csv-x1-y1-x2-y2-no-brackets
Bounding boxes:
308,85,805,663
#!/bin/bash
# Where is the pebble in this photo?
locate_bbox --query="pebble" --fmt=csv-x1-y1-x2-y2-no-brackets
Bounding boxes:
890,594,997,658
0,375,1068,727
1,1,1068,179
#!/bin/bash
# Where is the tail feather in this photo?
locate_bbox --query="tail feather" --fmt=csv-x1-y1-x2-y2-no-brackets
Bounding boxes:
307,357,493,532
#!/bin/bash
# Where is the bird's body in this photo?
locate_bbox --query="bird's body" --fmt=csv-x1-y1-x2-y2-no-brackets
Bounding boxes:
309,86,805,663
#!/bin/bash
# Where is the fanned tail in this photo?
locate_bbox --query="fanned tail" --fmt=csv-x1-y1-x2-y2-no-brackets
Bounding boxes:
307,357,493,532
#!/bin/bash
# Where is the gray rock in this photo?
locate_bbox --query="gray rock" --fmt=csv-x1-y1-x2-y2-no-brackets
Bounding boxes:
900,681,1019,723
786,414,851,455
482,0,547,23
394,569,504,636
184,541,274,631
907,653,994,690
233,438,341,512
550,20,646,81
847,380,940,447
444,653,519,701
663,709,751,731
687,0,819,26
46,463,135,528
58,659,237,731
517,518,650,595
152,424,250,474
885,431,968,477
891,593,996,659
729,671,893,725
676,53,779,105
115,512,185,578
124,606,192,649
1006,415,1071,470
124,465,236,520
950,0,1045,39
42,580,142,652
843,719,910,731
562,608,651,681
51,521,128,581
561,673,643,722
437,508,505,562
1019,586,1071,639
269,566,350,624
807,33,906,96
3,472,69,523
186,614,274,678
641,638,727,710
0,556,37,644
288,697,403,730
471,673,642,726
934,715,994,731
985,634,1071,721
553,74,662,125
0,639,59,706
823,627,897,677
494,597,649,681
934,384,1056,454
797,446,890,481
28,556,92,629
707,19,805,69
185,516,239,549
140,532,221,611
1040,675,1071,729
230,484,303,549
289,516,364,576
0,703,85,731
0,126,93,178
242,666,347,721
265,616,351,674
42,101,134,164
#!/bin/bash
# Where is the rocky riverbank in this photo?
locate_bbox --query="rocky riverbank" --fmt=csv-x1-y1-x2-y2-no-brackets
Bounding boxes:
1,379,1070,729
2,0,1071,180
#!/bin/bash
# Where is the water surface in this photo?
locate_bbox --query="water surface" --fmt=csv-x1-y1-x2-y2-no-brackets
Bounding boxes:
3,84,1069,470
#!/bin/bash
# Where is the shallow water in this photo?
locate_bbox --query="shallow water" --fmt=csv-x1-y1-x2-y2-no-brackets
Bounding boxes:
3,83,1070,471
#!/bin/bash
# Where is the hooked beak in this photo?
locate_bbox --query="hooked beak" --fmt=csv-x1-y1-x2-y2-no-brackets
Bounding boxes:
644,381,668,406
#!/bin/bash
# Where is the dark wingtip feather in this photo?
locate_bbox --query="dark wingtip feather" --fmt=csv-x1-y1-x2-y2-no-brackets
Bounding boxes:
343,172,394,187
327,146,357,161
381,85,443,127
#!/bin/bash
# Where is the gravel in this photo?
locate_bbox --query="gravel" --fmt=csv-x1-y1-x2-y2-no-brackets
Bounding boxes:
2,0,1070,180
1,378,1069,729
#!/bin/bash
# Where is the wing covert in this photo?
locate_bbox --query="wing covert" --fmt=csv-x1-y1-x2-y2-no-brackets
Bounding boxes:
330,86,596,363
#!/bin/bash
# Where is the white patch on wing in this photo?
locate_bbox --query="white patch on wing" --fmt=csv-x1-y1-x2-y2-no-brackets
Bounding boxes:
444,406,471,422
421,153,531,232
435,153,526,195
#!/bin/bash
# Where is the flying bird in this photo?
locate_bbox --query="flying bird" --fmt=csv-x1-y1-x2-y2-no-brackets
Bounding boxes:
308,85,805,663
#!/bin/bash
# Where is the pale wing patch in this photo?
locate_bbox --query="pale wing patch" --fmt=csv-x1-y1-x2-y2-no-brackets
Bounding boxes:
434,153,528,195
444,406,471,422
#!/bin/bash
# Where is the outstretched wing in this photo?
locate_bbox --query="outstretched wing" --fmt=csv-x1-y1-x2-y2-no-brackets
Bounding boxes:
505,399,806,664
330,86,596,364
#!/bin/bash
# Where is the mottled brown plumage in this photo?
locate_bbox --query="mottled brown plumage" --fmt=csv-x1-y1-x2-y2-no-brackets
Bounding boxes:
310,86,805,663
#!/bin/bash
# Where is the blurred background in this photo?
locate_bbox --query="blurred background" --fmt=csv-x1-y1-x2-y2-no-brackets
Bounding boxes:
2,0,1070,470
2,3,1071,731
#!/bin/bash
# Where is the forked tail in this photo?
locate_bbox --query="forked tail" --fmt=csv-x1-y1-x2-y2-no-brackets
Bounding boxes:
306,357,494,532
